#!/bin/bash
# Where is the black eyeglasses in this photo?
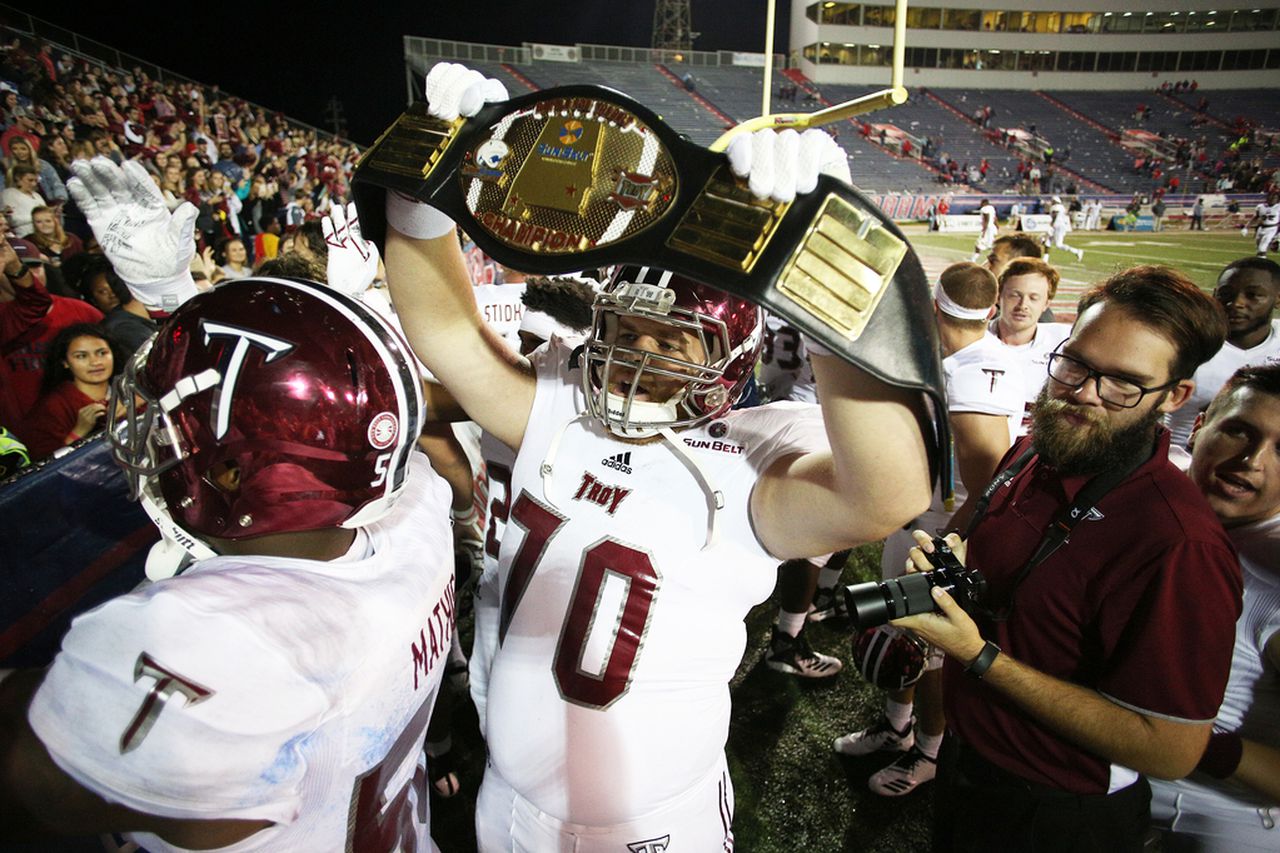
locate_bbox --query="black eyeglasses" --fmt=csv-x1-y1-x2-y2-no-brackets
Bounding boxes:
1046,351,1178,409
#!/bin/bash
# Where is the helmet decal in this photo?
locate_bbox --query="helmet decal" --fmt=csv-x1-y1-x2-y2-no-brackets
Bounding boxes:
199,320,295,440
367,412,399,450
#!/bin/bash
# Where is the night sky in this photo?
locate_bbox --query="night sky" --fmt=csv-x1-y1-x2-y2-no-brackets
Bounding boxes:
18,1,789,143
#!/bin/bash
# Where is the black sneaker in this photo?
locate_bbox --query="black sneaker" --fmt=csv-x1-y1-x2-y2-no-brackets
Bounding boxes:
807,586,849,623
833,714,915,756
764,626,843,678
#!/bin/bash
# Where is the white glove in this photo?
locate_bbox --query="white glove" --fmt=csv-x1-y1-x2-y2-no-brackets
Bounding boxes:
323,202,379,298
725,128,852,204
1241,227,1250,236
424,62,508,122
386,63,508,240
68,156,198,311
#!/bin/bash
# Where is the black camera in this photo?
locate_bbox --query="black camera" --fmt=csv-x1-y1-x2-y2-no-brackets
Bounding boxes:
843,537,987,631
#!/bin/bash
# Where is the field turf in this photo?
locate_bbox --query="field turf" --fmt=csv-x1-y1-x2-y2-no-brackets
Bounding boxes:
906,224,1260,315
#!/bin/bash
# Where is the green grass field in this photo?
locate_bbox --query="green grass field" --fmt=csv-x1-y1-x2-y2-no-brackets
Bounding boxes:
905,225,1260,314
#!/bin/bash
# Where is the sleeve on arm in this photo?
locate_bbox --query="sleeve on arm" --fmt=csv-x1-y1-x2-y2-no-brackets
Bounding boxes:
28,587,330,824
1097,540,1243,723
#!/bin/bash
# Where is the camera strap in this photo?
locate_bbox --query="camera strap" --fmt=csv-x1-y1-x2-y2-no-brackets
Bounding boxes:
963,443,1152,618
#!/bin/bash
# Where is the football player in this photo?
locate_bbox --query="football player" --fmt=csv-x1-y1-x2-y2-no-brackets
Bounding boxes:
990,258,1072,436
1244,188,1280,258
1041,195,1084,263
1151,364,1280,851
0,277,456,851
377,63,933,849
969,198,998,264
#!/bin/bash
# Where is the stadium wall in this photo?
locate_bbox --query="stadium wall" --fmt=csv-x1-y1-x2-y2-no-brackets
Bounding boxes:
791,0,1280,90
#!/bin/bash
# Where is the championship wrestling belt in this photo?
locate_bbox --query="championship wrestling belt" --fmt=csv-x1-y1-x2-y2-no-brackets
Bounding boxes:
352,86,950,491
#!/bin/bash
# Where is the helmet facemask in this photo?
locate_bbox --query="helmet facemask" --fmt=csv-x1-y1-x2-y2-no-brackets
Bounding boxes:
582,280,737,438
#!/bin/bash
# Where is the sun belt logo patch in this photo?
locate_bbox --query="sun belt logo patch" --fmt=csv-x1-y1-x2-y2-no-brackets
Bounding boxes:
368,412,399,450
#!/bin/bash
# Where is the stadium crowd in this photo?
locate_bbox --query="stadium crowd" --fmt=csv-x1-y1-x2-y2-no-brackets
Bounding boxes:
0,30,1277,853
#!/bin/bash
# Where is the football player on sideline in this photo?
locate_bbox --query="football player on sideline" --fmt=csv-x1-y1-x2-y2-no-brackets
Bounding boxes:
379,63,933,850
0,162,457,851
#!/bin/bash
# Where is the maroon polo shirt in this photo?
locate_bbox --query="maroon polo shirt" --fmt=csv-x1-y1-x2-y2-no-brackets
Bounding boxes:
944,430,1242,795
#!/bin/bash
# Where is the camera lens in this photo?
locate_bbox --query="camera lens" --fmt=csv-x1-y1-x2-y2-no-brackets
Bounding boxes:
844,572,949,631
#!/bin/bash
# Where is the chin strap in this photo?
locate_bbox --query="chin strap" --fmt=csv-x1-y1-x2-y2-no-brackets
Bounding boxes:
540,412,593,507
657,426,724,550
138,489,218,581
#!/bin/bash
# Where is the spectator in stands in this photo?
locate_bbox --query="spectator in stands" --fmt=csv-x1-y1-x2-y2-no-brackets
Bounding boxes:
900,267,1239,852
1150,365,1280,853
1165,258,1280,452
18,322,120,459
25,206,82,267
2,164,45,236
1,235,52,431
73,255,156,358
217,236,251,279
1,236,102,420
3,135,66,204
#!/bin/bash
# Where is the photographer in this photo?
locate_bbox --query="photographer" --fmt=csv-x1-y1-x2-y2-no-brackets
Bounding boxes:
894,267,1243,852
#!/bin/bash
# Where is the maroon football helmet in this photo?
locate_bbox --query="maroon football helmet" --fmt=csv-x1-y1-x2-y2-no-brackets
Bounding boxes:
109,277,423,566
853,625,927,690
581,265,763,437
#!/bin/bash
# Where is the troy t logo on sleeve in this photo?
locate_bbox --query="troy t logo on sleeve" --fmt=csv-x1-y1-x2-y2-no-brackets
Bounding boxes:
119,652,214,754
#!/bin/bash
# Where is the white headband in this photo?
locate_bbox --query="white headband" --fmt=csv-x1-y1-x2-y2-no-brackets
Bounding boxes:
934,281,994,320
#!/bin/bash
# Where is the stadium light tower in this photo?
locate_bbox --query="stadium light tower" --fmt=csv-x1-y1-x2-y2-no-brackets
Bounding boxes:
652,0,699,52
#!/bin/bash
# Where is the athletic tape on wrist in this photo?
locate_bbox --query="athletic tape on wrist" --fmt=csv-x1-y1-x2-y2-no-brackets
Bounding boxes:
386,191,457,241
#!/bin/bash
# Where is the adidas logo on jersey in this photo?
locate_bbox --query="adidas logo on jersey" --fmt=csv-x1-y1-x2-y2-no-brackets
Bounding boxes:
601,451,632,474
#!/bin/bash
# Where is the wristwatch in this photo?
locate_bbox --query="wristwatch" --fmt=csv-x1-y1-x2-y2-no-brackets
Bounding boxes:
965,641,1001,680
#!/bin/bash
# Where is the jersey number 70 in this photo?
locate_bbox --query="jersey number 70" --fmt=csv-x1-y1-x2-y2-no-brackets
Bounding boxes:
499,490,662,710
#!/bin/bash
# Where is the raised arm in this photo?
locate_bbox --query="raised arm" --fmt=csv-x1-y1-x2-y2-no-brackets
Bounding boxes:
736,129,932,557
376,65,534,452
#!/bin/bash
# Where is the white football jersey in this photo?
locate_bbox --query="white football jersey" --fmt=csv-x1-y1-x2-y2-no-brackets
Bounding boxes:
1165,320,1280,450
992,321,1073,436
1151,513,1280,815
29,454,456,853
881,333,1023,576
978,203,998,242
484,337,827,826
1255,201,1280,228
469,427,516,738
760,312,817,403
933,332,1024,512
1050,202,1070,232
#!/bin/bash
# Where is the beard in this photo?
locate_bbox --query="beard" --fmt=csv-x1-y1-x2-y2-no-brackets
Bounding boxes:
1029,386,1163,476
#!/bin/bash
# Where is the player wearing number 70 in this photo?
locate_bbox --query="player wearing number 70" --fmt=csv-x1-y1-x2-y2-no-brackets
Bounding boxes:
383,63,933,851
